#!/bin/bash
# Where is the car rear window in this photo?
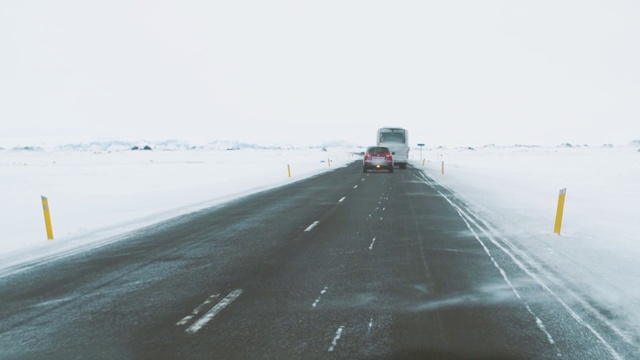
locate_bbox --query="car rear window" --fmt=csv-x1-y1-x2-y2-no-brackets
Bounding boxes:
367,147,389,154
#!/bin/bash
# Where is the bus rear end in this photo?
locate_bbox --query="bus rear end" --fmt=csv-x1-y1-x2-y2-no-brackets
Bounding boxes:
377,128,409,169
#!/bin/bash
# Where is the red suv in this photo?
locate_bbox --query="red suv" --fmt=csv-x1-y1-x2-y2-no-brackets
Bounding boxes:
363,146,394,173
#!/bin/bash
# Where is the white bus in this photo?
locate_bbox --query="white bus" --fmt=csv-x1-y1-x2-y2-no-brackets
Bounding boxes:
377,127,409,169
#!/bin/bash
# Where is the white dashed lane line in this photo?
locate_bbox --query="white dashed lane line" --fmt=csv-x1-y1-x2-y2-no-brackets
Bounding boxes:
368,238,376,251
339,197,346,203
183,289,243,335
328,326,345,352
305,221,320,232
312,286,328,308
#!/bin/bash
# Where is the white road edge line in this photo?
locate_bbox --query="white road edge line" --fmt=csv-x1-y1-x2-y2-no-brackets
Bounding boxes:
423,169,635,348
426,178,625,360
305,221,320,232
185,289,243,335
456,211,560,356
328,326,345,352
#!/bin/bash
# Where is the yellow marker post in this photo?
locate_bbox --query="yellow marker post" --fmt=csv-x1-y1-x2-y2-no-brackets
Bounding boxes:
41,196,54,240
287,164,291,178
441,161,445,175
554,188,567,235
422,159,425,167
328,158,331,167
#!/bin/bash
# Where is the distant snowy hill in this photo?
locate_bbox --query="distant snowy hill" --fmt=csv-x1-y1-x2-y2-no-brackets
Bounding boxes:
0,139,362,152
1,139,637,153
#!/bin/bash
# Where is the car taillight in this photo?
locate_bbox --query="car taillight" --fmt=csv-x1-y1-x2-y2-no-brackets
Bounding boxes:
364,154,371,160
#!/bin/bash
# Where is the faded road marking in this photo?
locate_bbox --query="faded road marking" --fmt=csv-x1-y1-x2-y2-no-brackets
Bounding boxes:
185,289,243,334
176,294,220,326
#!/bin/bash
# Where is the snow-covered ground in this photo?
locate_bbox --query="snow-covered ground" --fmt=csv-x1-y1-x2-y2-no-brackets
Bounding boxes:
0,141,358,273
1,140,639,341
416,142,640,342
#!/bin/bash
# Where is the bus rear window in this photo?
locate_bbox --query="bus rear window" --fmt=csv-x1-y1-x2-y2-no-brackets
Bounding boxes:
379,133,405,143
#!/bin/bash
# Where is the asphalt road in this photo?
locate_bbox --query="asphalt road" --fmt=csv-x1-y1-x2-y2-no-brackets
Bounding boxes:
0,162,637,359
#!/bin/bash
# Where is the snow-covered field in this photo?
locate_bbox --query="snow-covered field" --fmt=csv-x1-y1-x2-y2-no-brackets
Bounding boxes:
0,142,358,273
417,142,640,342
1,140,639,341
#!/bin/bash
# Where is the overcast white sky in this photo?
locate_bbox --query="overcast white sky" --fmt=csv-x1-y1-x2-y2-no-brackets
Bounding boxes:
2,1,639,147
